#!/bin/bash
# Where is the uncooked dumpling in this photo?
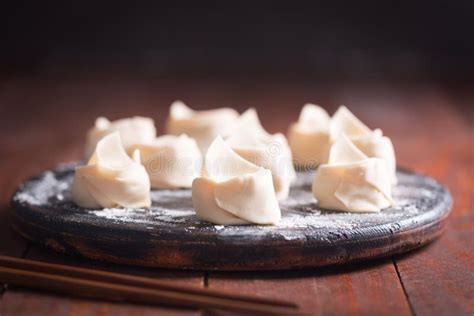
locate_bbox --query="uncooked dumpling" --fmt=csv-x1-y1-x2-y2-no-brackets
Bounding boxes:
288,105,397,184
288,104,331,168
330,106,397,184
128,134,202,189
84,116,156,159
312,135,393,212
72,132,151,209
192,136,281,225
165,101,239,153
226,108,296,200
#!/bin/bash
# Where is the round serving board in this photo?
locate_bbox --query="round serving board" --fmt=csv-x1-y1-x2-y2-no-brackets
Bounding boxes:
10,163,451,270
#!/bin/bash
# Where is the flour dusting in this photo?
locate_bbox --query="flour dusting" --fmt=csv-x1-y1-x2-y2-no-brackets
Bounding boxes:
12,166,448,241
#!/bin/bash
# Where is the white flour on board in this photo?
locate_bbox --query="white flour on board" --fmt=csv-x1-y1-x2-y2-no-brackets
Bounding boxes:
13,168,442,241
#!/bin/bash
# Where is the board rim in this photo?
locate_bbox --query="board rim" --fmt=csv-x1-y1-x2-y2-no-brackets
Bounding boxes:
9,164,452,271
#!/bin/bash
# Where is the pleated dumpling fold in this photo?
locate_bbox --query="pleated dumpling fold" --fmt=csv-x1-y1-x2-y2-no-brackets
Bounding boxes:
165,101,239,153
330,106,397,184
84,116,156,159
72,132,151,209
226,108,296,200
288,105,397,184
288,103,332,167
128,134,202,189
312,135,393,213
192,136,281,225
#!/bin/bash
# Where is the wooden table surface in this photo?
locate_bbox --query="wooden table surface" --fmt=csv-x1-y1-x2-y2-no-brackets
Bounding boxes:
0,74,472,315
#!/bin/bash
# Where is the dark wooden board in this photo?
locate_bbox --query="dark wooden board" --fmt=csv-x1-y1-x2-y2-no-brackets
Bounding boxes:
9,163,452,271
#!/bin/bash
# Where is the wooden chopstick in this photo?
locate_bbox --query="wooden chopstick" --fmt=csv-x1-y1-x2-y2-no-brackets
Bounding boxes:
0,255,294,307
0,255,299,314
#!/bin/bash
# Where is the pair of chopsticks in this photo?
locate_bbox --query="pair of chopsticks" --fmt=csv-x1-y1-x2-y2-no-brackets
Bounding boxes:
0,255,299,314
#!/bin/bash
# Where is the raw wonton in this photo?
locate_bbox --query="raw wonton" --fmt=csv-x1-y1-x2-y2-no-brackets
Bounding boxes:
73,132,151,209
84,116,156,159
288,105,397,184
330,106,397,184
192,136,281,225
312,135,393,212
226,108,296,200
288,104,331,168
165,101,239,153
128,134,202,189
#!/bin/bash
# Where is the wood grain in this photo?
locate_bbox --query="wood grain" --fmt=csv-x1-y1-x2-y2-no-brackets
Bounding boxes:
208,259,412,315
392,97,474,316
2,289,195,316
0,244,203,315
0,150,40,301
0,77,205,316
0,75,472,315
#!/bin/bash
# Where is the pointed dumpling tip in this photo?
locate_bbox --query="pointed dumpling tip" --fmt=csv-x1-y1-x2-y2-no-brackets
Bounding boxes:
95,117,110,129
236,108,268,136
204,136,259,181
93,132,134,169
330,105,371,140
298,103,331,127
328,134,368,164
300,103,330,119
170,100,193,119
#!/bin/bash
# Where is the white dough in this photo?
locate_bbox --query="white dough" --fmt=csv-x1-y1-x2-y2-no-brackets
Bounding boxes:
84,116,156,159
330,106,397,184
226,108,296,200
329,105,372,141
288,104,332,167
312,135,393,213
128,134,202,189
192,136,281,225
72,132,151,209
288,105,397,184
165,101,239,153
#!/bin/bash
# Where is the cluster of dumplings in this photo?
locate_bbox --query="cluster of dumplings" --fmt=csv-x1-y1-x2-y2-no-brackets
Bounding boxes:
72,101,397,225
